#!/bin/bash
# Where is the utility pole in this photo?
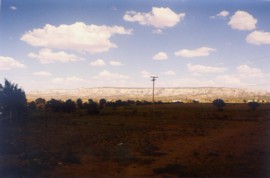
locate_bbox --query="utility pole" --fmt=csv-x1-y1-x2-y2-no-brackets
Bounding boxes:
150,76,158,113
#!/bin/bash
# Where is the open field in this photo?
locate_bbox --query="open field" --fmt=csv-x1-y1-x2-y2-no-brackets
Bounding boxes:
1,103,270,177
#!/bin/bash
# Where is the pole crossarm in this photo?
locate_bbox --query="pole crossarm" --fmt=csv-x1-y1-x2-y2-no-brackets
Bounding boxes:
150,76,158,81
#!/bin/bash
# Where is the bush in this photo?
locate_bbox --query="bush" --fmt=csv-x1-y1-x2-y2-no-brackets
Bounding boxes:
213,98,226,111
248,101,260,111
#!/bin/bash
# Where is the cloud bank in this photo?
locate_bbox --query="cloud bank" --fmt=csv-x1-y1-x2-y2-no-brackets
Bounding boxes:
246,31,270,45
21,22,132,54
153,52,168,60
28,48,82,64
187,63,227,74
0,56,26,70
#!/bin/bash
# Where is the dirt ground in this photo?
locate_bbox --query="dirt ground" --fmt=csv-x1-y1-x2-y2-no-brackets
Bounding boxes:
0,103,270,177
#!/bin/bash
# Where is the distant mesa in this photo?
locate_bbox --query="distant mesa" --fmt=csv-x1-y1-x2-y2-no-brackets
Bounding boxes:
26,87,270,103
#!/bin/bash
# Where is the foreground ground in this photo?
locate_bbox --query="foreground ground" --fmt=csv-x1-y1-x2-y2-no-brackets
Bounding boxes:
0,103,270,177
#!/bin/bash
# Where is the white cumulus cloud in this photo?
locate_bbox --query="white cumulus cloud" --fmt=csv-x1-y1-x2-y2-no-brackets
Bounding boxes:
153,52,168,60
110,60,123,66
21,22,132,54
10,6,17,10
93,70,129,80
217,11,230,17
52,76,84,83
48,76,86,89
228,11,257,30
162,70,176,76
169,77,215,88
32,71,52,76
216,75,241,84
237,64,263,78
123,7,185,30
0,56,26,70
246,30,270,45
89,59,106,66
141,70,154,78
187,63,227,74
211,10,229,19
28,48,82,64
153,29,163,34
175,47,216,58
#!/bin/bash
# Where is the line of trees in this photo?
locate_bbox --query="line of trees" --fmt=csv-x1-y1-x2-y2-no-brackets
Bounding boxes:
29,98,100,114
30,97,262,114
0,80,264,123
28,98,155,114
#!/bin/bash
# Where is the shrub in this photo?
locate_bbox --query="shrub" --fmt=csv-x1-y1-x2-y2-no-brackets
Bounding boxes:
248,101,260,111
213,98,226,111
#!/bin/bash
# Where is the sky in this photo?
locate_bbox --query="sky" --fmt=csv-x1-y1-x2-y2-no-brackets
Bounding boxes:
0,0,270,92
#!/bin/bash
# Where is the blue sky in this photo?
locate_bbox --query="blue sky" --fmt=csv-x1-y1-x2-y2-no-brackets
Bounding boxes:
0,0,270,92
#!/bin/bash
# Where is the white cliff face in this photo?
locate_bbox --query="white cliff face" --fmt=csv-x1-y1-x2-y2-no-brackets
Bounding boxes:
27,87,270,102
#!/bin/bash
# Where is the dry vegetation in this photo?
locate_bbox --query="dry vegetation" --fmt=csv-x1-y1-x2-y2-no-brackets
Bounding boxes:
1,103,270,177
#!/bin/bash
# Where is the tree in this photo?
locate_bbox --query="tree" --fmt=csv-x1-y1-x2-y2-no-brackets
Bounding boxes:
35,98,46,109
87,99,99,114
99,98,107,110
45,99,62,112
0,79,27,122
213,98,226,111
76,98,83,110
106,101,117,110
28,101,37,111
248,101,260,111
63,99,76,113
